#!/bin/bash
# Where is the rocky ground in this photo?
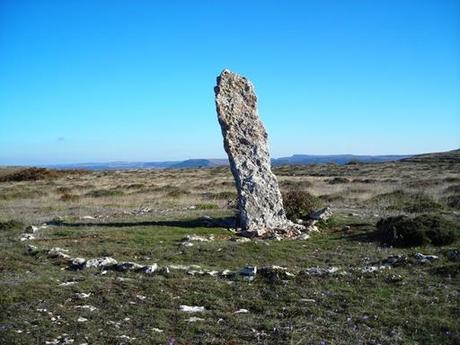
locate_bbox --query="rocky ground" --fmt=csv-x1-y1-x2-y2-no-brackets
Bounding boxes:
0,161,459,344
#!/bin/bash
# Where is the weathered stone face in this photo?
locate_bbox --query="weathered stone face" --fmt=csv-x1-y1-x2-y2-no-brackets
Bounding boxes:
214,69,303,237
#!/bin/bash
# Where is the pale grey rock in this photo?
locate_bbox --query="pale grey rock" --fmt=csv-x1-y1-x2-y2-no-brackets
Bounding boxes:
215,69,304,237
143,263,158,274
239,265,257,281
114,261,144,271
85,257,117,268
414,253,438,264
179,305,205,313
309,207,333,221
47,247,70,259
26,244,39,255
25,225,39,233
70,257,86,269
259,265,295,280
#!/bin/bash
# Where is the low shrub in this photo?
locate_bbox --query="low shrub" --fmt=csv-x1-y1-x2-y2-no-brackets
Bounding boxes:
60,193,80,202
0,168,86,183
282,190,321,220
327,177,349,184
446,195,460,209
85,189,124,198
195,203,219,210
371,190,442,213
279,180,313,189
0,220,23,231
376,214,459,247
444,185,460,194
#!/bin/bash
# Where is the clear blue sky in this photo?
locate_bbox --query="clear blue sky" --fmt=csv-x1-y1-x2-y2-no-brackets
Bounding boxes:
1,0,459,165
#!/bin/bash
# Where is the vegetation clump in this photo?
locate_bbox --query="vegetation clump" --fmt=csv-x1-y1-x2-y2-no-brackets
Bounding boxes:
371,190,442,213
0,168,86,182
445,195,460,209
376,214,459,247
327,177,349,184
0,220,23,231
282,190,321,220
0,168,60,182
85,189,124,198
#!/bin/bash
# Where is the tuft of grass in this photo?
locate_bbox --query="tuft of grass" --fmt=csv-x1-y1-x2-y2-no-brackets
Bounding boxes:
376,214,459,247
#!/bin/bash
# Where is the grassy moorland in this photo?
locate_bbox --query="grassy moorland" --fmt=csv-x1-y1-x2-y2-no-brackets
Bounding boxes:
0,160,459,345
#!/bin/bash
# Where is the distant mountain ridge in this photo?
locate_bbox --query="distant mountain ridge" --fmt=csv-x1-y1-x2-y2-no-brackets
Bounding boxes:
401,149,460,163
42,153,414,170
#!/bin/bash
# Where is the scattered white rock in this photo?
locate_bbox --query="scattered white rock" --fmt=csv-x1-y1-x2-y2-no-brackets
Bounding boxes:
414,253,438,264
25,225,39,233
221,269,233,277
59,281,77,287
361,265,391,273
183,234,213,242
77,317,88,322
304,267,340,276
85,257,117,268
234,309,249,314
309,207,333,221
115,261,144,271
297,233,310,240
26,244,39,255
240,265,257,281
117,335,136,341
70,257,86,268
136,295,147,301
74,305,97,312
233,237,251,243
259,265,295,280
48,247,70,259
20,234,35,241
143,263,158,274
152,328,163,333
187,317,204,322
75,292,91,299
179,305,205,313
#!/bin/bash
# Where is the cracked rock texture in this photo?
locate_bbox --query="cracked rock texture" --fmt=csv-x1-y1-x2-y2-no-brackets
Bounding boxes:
214,69,302,236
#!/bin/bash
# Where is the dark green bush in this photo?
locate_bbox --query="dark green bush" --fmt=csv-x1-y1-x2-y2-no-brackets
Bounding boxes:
85,189,124,198
0,220,23,231
446,195,460,209
371,190,442,213
376,215,459,247
327,177,349,184
195,203,219,210
282,190,321,220
60,193,80,202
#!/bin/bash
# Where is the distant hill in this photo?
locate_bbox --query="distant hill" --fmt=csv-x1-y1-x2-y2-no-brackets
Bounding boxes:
39,153,414,170
271,154,410,166
169,159,229,169
401,149,460,163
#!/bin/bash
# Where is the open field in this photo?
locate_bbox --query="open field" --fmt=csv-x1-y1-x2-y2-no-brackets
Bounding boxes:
1,161,459,344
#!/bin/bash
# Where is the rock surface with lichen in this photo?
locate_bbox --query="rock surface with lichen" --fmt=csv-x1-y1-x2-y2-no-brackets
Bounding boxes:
214,69,304,237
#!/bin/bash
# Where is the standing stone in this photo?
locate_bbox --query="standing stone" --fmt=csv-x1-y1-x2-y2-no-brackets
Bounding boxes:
214,69,303,237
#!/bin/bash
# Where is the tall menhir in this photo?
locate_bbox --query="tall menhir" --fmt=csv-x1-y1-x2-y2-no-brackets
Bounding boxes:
214,69,302,237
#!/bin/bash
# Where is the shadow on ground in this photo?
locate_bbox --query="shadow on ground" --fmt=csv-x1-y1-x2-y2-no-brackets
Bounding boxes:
53,216,238,229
